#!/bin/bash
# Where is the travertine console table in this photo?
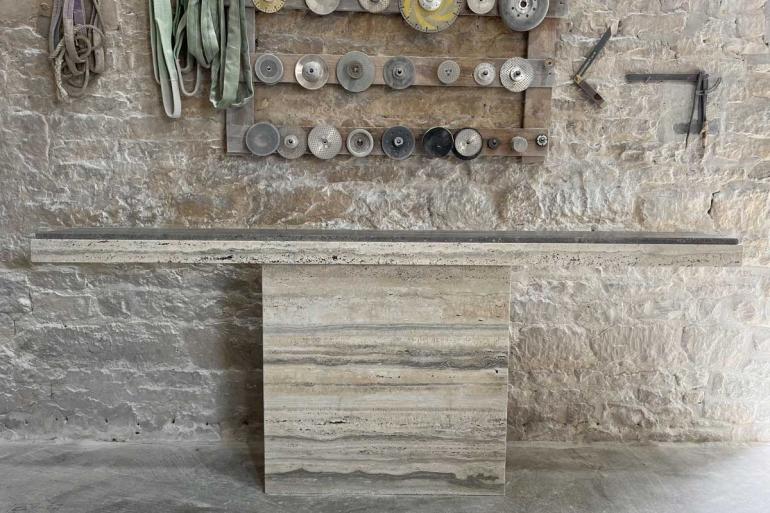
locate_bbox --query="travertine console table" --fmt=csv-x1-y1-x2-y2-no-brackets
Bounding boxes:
31,229,741,495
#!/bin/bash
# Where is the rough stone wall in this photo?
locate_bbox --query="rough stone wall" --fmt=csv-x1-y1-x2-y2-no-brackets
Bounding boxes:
1,0,768,442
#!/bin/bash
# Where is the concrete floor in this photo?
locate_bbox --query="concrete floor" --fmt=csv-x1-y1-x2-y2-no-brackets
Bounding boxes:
0,442,768,513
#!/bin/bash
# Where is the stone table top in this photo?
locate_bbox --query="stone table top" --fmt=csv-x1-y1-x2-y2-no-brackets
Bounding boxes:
31,228,742,267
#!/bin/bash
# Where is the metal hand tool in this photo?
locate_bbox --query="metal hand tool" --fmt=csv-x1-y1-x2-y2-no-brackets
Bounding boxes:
573,26,611,106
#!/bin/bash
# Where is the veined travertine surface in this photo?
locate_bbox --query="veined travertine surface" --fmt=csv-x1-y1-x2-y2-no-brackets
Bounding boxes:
263,265,510,495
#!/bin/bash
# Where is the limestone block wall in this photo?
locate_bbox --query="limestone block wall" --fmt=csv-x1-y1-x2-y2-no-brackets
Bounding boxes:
0,0,768,442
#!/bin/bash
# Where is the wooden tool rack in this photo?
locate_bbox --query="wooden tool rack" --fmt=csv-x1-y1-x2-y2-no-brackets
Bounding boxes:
226,1,567,162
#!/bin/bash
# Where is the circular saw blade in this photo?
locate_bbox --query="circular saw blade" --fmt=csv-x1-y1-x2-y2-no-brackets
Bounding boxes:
437,60,461,85
346,129,375,157
254,53,284,85
308,125,342,160
382,126,415,160
499,0,549,32
466,0,495,14
295,55,329,90
336,51,375,93
278,126,307,159
358,0,389,12
422,127,454,158
399,0,461,33
473,62,496,86
453,128,483,160
253,0,285,13
245,122,281,157
383,57,416,90
500,57,534,92
305,0,340,14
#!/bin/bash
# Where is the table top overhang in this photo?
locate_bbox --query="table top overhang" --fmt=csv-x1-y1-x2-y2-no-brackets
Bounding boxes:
31,228,742,267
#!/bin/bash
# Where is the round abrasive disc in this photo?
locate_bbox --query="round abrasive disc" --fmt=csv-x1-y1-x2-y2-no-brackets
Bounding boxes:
295,55,329,90
336,51,375,93
306,0,340,15
254,53,284,85
346,129,375,157
382,125,415,160
473,62,496,86
308,125,342,159
499,0,549,32
383,56,416,90
437,60,461,85
253,0,285,13
245,122,281,157
399,0,461,33
466,0,495,14
500,57,534,92
278,126,307,159
359,0,390,12
422,127,454,158
453,127,483,160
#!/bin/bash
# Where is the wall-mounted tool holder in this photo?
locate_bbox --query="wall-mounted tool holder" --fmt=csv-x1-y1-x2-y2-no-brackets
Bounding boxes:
225,1,566,162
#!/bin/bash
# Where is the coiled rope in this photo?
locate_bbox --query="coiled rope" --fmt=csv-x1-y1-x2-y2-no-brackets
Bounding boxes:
49,0,106,101
149,0,254,118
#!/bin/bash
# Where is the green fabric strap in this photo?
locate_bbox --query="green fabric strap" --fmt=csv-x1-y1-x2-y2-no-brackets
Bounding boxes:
209,0,253,110
149,0,182,118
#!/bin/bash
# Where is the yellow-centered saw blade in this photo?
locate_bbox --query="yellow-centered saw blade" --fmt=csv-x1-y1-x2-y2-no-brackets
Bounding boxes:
253,0,285,13
399,0,461,33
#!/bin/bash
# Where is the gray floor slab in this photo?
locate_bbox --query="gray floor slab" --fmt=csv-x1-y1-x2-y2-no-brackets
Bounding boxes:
0,441,768,513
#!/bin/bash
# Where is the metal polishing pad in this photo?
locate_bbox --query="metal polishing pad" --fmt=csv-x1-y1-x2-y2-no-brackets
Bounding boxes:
499,0,549,32
453,128,483,160
346,129,375,157
278,126,307,159
245,122,281,157
437,60,461,85
500,57,534,92
382,126,415,160
422,127,454,158
308,125,342,160
466,0,495,14
399,0,461,33
306,0,340,15
254,53,284,85
383,57,416,90
359,0,389,12
295,55,329,90
253,0,285,13
474,62,496,86
336,51,375,93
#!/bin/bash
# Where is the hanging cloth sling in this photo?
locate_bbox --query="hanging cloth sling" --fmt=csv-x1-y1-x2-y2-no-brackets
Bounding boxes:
150,0,253,118
49,0,106,101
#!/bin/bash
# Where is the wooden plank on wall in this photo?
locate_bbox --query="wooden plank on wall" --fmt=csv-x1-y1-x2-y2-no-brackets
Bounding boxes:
521,17,558,164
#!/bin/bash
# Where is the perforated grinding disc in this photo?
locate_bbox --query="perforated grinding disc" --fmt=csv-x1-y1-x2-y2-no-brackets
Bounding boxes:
278,126,307,159
453,128,483,160
295,55,329,90
500,57,534,92
399,0,461,33
473,62,496,86
466,0,495,14
499,0,549,32
358,0,389,12
336,51,375,93
245,122,281,157
253,0,285,13
422,127,454,158
305,0,340,15
254,53,284,85
383,57,416,90
308,125,342,159
346,129,375,157
382,126,415,160
437,60,461,85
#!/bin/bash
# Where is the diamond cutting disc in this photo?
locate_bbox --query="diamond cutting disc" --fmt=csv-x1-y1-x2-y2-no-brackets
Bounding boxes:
499,0,549,32
399,0,461,33
346,129,375,157
500,57,534,92
422,127,454,158
295,55,329,90
473,62,496,86
254,53,284,85
453,128,483,160
308,125,342,160
437,60,461,85
306,0,340,15
336,51,375,93
253,0,285,13
466,0,495,14
245,122,281,157
358,0,389,12
383,57,415,90
382,126,415,160
277,126,307,159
